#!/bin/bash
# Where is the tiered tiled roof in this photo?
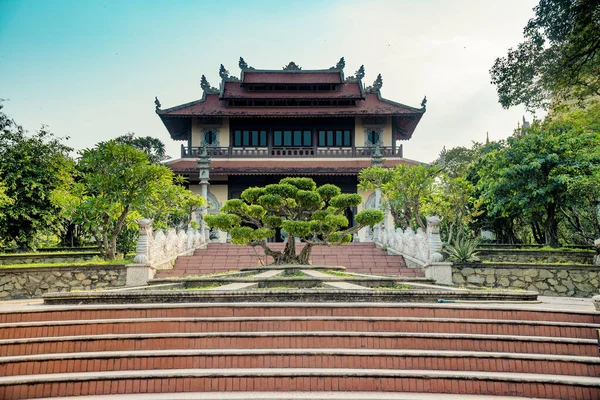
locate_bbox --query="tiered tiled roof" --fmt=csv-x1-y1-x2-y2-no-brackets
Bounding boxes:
241,70,343,84
221,81,363,99
166,159,418,178
156,62,425,141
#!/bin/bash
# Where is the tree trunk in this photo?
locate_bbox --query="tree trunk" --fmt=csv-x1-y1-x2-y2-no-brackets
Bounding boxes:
544,204,560,247
106,206,129,260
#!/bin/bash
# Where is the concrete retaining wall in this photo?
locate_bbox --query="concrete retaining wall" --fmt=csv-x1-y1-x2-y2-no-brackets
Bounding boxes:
0,265,127,300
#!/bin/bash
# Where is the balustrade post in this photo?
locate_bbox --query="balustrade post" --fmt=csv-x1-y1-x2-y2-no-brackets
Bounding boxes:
422,216,453,285
126,218,156,286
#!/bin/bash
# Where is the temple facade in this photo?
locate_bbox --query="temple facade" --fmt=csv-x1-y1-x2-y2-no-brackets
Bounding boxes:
157,58,426,242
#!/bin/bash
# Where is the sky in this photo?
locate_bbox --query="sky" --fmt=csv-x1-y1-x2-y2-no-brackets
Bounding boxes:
0,0,542,163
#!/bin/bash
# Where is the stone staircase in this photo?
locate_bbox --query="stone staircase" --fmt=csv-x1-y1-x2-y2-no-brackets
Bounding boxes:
157,242,422,278
0,302,599,398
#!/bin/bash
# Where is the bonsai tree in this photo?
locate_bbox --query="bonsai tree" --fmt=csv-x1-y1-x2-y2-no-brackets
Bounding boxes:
204,177,384,265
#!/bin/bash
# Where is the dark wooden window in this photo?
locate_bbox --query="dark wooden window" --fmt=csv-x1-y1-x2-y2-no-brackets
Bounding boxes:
368,130,380,145
318,130,351,147
204,130,217,145
233,130,267,147
273,130,312,147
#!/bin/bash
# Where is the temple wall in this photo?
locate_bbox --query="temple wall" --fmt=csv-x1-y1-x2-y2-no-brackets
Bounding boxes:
191,118,229,147
354,118,365,146
354,117,393,147
219,119,230,147
191,119,201,146
382,117,393,147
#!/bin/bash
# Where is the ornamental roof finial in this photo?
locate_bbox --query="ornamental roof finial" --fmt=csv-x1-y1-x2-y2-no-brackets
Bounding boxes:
421,96,427,110
154,96,161,110
366,74,383,93
486,131,490,145
283,61,302,71
200,75,219,94
239,57,254,70
219,64,229,80
331,57,345,70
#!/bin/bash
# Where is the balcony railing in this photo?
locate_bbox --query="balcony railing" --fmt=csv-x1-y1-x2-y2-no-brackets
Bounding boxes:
181,145,403,158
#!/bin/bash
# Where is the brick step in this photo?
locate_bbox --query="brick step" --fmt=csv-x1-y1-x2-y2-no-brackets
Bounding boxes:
2,304,598,324
10,393,543,400
1,331,595,357
164,242,418,278
2,317,598,340
2,349,598,377
0,368,598,399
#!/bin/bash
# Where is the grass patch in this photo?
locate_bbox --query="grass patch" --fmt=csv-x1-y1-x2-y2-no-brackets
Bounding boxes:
321,270,356,277
0,257,132,269
185,283,224,290
376,284,412,290
0,251,100,257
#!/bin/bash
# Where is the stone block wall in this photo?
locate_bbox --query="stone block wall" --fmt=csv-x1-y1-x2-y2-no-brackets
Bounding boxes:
0,252,100,266
453,263,600,298
476,250,594,265
0,265,127,300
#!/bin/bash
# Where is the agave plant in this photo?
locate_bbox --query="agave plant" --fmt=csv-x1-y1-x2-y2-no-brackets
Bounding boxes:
444,238,480,263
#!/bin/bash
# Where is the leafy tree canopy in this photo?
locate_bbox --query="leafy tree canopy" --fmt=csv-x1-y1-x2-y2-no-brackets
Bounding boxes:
490,0,600,111
359,164,440,231
204,177,383,265
113,132,169,164
0,103,74,250
52,140,204,259
475,115,600,246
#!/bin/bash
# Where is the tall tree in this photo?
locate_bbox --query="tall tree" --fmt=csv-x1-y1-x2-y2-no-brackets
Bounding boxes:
0,104,74,250
113,132,169,164
490,0,600,111
52,141,202,259
475,117,600,246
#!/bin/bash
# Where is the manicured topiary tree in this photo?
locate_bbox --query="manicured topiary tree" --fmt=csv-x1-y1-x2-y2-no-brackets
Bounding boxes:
204,177,384,265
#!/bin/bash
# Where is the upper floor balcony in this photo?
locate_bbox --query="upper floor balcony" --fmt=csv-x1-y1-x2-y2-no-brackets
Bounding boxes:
180,145,403,159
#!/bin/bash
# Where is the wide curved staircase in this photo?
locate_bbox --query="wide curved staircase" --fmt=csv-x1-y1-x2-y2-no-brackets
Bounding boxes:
157,242,423,278
1,302,599,399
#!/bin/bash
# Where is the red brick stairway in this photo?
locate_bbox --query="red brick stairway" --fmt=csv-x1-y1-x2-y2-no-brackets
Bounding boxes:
157,242,422,278
0,303,599,398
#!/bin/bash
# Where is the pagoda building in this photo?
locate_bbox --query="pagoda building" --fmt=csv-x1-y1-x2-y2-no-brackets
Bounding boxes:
157,58,426,242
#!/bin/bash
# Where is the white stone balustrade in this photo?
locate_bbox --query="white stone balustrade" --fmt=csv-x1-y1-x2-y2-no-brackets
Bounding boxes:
377,216,453,285
126,219,205,286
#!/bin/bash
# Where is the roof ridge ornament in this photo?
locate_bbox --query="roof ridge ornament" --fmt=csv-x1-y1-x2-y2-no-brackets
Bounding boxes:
345,65,365,82
200,75,219,94
283,61,302,71
238,57,255,70
330,57,345,70
366,73,383,93
421,96,427,110
219,64,239,82
154,96,161,110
